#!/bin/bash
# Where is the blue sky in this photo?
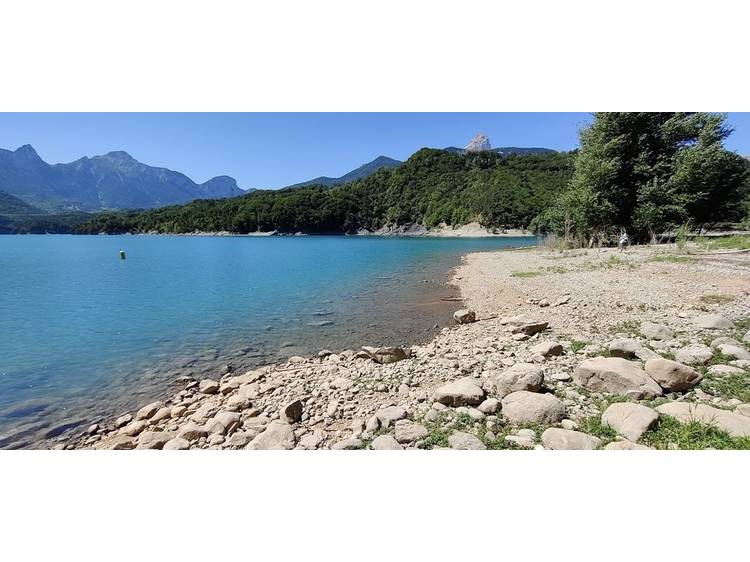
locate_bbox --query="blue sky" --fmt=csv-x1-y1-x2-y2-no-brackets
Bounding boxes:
0,113,748,189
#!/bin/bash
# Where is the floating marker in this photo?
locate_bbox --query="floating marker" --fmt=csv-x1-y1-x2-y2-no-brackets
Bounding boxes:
119,250,126,260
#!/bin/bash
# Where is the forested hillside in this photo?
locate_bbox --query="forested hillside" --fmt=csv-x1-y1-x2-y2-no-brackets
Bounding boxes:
75,149,574,234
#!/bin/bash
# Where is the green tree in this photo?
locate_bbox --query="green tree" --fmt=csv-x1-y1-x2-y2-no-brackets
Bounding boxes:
537,112,749,242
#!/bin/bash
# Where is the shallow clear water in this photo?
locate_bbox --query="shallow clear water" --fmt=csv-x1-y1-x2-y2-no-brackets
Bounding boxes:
0,234,535,447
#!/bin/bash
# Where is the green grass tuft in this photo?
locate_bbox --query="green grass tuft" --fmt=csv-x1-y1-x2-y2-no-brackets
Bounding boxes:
510,270,543,278
640,415,750,450
695,234,750,251
609,320,641,336
698,373,750,403
577,415,618,445
699,294,735,305
569,340,587,353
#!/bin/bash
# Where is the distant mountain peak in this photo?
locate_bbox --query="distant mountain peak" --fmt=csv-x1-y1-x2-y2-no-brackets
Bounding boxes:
286,155,402,189
204,175,237,187
465,133,491,152
101,150,136,162
15,144,39,155
12,144,44,164
199,175,248,197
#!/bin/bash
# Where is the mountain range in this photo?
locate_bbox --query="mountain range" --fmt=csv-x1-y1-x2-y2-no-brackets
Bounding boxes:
0,139,558,214
0,145,248,212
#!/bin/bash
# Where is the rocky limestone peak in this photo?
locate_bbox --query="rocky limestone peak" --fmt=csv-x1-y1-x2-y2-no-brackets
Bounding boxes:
12,144,44,164
465,133,491,152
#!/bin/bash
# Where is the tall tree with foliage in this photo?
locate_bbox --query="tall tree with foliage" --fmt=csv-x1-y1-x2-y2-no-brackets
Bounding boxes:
531,112,749,243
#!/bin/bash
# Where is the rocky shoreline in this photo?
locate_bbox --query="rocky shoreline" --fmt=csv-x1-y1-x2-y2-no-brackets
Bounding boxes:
64,243,750,450
127,222,532,238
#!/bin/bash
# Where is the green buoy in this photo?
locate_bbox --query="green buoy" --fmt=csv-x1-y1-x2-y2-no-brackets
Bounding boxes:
119,250,126,260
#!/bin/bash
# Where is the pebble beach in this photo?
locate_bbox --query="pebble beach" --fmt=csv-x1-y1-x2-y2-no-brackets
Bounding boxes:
66,243,750,450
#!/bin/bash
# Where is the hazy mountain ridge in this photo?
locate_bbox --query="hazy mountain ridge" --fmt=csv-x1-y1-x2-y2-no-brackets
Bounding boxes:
0,145,249,211
287,155,403,188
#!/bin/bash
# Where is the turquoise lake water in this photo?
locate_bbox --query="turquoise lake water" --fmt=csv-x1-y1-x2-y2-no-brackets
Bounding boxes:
0,234,535,447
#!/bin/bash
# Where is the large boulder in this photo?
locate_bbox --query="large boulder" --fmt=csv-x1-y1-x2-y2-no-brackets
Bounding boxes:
601,402,658,441
608,338,659,361
501,315,549,335
453,309,476,324
573,357,662,399
710,336,743,349
296,432,323,450
492,363,543,398
707,364,746,377
198,379,220,394
371,435,404,450
135,431,174,450
433,377,485,406
393,420,429,444
605,440,654,450
541,428,601,450
694,314,734,330
477,398,500,414
530,341,563,357
716,344,750,361
163,437,191,450
674,344,714,366
656,402,750,438
744,330,750,344
448,431,487,450
640,322,674,341
94,434,135,450
136,401,165,420
644,358,702,392
363,346,408,364
245,421,296,450
206,411,241,435
367,405,408,431
177,422,208,442
279,399,303,423
331,438,364,450
501,391,565,424
114,413,133,429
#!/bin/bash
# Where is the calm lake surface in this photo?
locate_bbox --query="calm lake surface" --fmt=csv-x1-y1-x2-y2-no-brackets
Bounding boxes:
0,234,535,447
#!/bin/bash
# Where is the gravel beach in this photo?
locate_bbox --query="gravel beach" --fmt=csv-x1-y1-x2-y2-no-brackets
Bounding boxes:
63,243,750,450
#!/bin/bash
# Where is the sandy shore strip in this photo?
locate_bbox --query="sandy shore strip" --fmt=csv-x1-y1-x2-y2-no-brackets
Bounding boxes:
61,243,750,451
